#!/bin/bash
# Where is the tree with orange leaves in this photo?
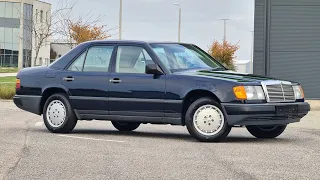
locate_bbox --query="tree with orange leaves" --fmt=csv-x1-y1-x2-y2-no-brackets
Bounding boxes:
70,21,110,45
208,40,239,71
56,9,114,48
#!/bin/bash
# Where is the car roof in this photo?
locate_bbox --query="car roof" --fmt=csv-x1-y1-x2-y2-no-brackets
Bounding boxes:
81,39,191,45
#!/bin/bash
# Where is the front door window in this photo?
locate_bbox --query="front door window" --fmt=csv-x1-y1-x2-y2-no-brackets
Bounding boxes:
116,46,154,74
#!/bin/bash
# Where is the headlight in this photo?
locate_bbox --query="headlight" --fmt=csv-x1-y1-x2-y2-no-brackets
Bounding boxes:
233,86,265,100
293,85,304,99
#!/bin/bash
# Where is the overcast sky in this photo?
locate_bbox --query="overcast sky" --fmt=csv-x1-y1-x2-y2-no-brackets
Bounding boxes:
46,0,254,60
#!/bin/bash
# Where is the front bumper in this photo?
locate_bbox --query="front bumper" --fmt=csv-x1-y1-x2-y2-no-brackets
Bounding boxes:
221,102,310,126
13,95,42,115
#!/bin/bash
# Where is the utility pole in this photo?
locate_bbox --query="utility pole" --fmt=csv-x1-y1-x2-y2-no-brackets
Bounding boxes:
173,3,181,42
119,0,122,40
221,19,229,41
250,30,254,73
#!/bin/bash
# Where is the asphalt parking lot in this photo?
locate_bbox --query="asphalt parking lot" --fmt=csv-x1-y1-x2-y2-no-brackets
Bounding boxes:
1,100,320,180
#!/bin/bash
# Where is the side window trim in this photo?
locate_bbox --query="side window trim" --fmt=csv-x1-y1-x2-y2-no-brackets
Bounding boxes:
66,44,116,72
81,47,90,72
112,44,161,74
82,45,115,72
116,45,152,74
145,44,171,75
64,47,88,71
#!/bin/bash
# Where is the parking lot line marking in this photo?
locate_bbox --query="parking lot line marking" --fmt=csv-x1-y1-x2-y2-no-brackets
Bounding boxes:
35,122,44,127
57,134,126,143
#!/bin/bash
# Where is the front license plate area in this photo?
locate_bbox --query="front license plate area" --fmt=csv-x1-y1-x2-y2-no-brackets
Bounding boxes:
276,105,298,115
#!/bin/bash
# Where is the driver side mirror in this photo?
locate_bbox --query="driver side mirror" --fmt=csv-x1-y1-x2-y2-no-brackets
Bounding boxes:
146,64,164,75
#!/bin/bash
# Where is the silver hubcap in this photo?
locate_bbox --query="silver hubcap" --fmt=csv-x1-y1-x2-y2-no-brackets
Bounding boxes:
46,100,66,128
193,104,224,136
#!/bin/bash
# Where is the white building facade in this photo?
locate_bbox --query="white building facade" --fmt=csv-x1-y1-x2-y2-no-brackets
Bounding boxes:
0,0,51,69
234,60,251,74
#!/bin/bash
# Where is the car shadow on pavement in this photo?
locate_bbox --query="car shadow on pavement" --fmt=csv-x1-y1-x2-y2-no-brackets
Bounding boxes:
34,127,296,143
70,129,195,141
36,128,294,143
222,136,294,144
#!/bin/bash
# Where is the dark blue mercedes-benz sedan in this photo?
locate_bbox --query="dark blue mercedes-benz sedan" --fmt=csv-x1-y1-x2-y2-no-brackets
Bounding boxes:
13,40,310,142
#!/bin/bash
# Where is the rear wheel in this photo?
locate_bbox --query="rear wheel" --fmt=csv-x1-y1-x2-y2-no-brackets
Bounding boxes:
111,121,140,131
185,97,231,142
43,93,77,133
246,125,287,138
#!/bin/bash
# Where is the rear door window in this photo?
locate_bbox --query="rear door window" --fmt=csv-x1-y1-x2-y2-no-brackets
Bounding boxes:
83,46,114,72
67,52,86,71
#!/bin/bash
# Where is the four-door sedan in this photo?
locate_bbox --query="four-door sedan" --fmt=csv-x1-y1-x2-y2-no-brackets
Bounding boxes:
13,40,310,142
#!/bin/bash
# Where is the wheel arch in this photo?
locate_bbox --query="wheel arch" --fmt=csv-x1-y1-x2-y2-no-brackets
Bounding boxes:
181,89,221,125
40,86,69,114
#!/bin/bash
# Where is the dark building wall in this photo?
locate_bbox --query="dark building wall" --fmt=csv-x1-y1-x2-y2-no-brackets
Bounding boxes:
254,0,320,99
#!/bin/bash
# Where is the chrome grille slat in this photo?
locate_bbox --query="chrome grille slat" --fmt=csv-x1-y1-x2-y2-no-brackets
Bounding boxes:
261,80,296,102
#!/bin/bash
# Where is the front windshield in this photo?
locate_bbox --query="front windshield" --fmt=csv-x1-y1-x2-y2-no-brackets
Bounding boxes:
150,43,224,72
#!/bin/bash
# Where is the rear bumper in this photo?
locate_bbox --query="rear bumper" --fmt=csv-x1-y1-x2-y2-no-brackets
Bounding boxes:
221,102,310,126
13,95,42,115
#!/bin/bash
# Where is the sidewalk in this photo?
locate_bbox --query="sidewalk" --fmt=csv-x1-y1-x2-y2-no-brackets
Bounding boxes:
0,73,17,77
289,110,320,130
307,100,320,111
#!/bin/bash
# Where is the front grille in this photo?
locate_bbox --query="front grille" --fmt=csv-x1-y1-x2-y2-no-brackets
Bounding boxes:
263,81,296,102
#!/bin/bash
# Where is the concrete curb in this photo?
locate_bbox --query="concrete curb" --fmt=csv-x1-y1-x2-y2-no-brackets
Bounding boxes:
0,73,17,77
0,99,13,102
306,100,320,111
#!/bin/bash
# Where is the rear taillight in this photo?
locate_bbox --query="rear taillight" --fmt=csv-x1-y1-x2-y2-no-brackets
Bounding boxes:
16,79,20,89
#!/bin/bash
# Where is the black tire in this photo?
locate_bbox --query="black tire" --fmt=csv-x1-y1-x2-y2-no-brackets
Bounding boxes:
111,121,140,131
43,93,77,133
246,125,287,138
185,97,231,142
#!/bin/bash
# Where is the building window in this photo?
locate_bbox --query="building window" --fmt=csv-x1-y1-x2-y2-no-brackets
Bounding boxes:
0,27,4,42
0,27,19,67
5,2,13,18
12,28,19,43
0,2,5,17
12,3,20,18
23,4,33,68
40,10,43,23
46,11,48,22
0,2,20,18
45,58,49,65
36,9,38,22
4,28,13,43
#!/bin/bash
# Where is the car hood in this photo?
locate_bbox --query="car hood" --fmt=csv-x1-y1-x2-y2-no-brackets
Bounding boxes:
174,69,277,83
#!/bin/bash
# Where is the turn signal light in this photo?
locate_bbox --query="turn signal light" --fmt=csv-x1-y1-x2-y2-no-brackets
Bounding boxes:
16,79,20,89
300,86,305,99
233,86,247,100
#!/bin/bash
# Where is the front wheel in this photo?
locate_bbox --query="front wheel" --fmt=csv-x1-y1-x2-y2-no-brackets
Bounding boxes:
185,97,231,142
246,125,287,138
111,121,140,132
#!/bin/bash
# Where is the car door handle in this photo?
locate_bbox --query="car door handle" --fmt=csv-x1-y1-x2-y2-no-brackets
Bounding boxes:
63,77,74,82
110,78,121,83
